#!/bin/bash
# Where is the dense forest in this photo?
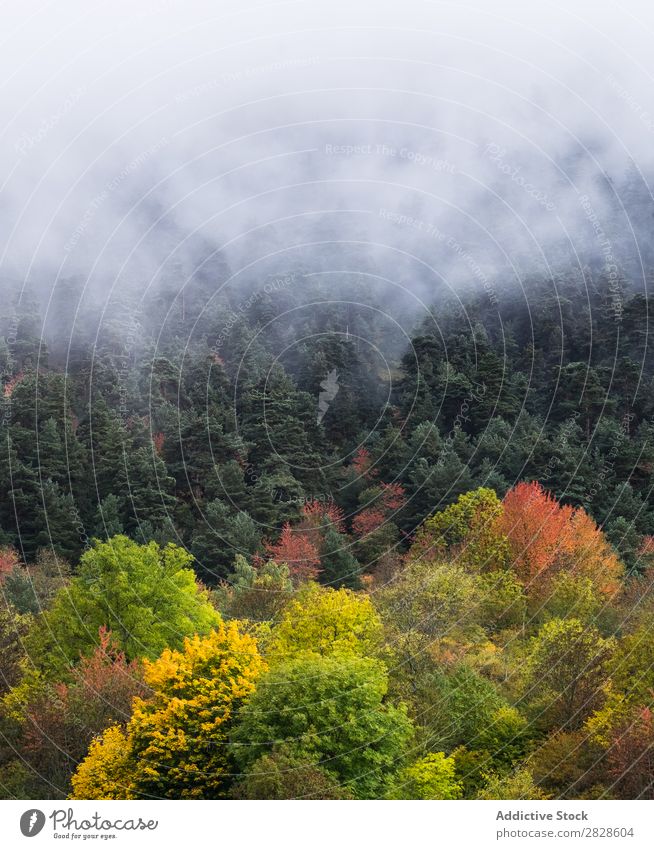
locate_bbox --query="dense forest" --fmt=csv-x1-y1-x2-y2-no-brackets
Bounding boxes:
2,264,654,799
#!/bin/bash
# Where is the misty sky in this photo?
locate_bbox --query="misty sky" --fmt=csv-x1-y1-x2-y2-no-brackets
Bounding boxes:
2,0,654,307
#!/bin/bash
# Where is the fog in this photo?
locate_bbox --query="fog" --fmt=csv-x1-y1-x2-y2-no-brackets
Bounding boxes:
2,0,654,333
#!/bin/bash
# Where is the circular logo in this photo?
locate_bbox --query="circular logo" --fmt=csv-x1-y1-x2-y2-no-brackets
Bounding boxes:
20,810,45,837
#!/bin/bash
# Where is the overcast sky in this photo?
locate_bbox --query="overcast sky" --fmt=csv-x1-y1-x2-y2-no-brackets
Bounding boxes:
2,0,654,303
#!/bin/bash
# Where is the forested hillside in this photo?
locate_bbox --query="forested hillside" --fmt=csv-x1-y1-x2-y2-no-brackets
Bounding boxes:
1,269,654,574
2,267,654,799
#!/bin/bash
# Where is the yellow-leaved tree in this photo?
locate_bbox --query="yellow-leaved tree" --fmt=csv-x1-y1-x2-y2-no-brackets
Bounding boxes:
70,620,266,800
268,582,383,659
69,726,134,800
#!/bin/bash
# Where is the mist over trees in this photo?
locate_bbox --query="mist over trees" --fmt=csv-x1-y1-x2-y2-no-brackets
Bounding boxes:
2,268,654,799
3,0,654,804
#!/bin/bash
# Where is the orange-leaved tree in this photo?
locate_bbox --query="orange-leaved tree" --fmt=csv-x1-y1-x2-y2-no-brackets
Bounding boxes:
264,499,347,584
264,522,321,583
502,482,573,583
0,547,19,582
502,482,623,598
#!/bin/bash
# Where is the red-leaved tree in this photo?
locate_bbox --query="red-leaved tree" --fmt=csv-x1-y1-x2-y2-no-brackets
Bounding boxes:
352,482,406,539
265,523,321,583
0,547,19,583
21,627,147,792
351,447,377,482
301,499,345,534
608,706,654,799
503,481,623,598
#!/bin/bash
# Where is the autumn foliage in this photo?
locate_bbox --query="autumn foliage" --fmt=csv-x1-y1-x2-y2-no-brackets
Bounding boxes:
2,482,646,801
351,447,377,481
608,706,654,799
3,371,24,399
0,547,19,582
301,498,345,534
411,487,507,571
502,482,623,597
264,522,321,582
352,508,386,537
352,483,406,538
19,628,146,785
71,621,266,799
152,431,165,455
263,499,348,582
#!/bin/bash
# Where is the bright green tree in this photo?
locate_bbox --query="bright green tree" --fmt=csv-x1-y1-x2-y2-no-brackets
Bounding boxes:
413,487,509,571
231,652,413,799
30,535,220,674
387,752,463,799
